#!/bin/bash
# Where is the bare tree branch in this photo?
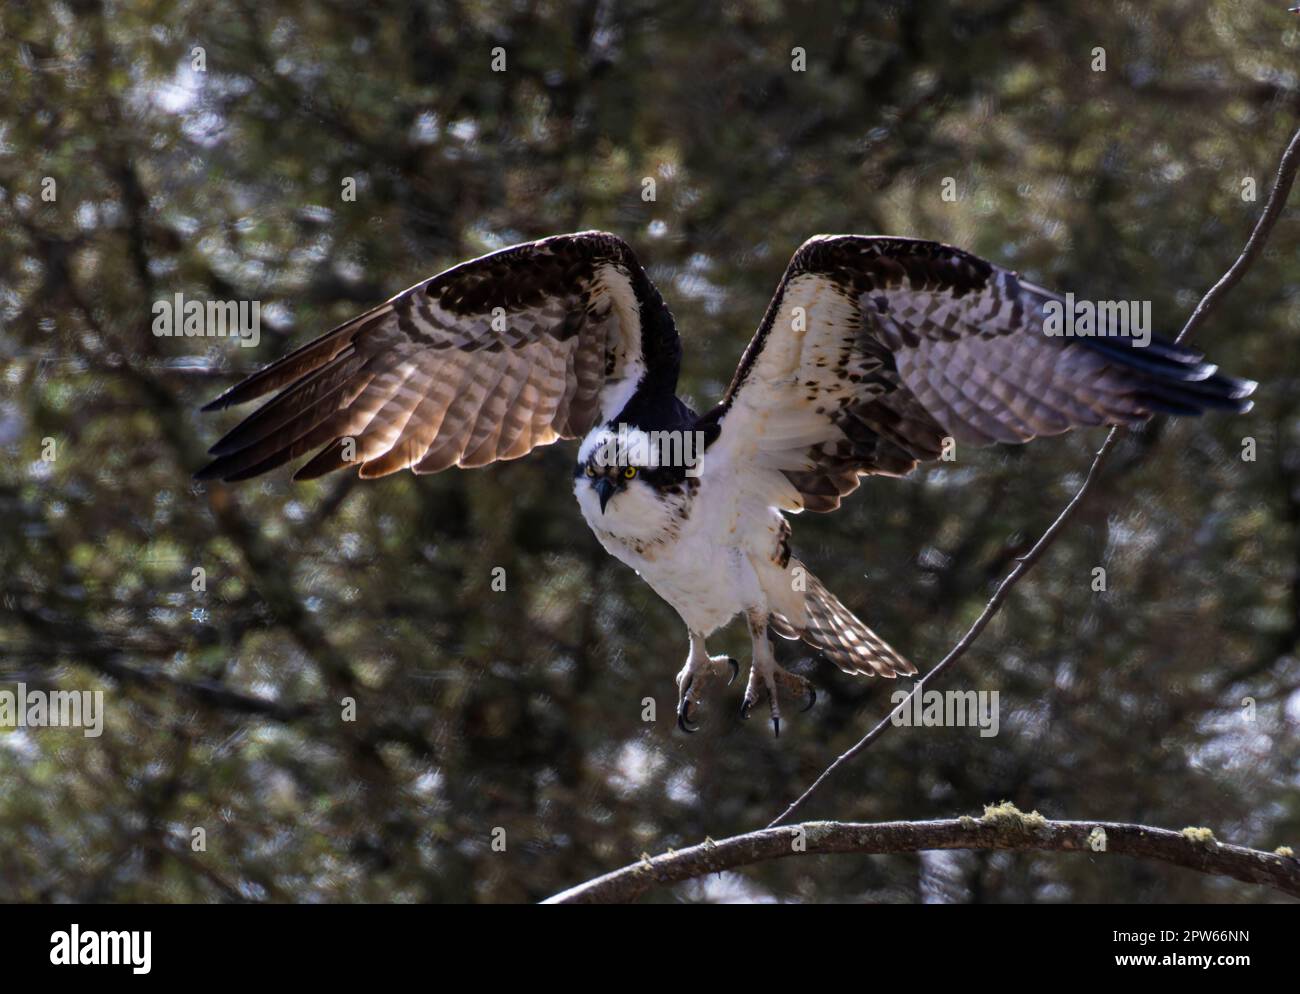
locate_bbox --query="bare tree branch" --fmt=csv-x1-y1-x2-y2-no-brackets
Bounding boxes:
767,122,1300,830
543,807,1300,904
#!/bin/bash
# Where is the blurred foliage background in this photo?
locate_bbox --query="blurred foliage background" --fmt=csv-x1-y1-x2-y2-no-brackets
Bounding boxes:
1,0,1298,903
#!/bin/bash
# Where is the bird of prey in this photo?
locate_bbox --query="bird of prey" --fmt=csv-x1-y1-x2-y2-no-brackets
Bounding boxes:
197,232,1256,735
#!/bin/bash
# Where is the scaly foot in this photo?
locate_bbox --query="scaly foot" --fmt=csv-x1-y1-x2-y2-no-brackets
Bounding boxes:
675,652,739,732
740,659,816,737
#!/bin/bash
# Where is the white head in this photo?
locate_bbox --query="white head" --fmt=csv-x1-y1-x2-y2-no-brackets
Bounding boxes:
573,424,699,546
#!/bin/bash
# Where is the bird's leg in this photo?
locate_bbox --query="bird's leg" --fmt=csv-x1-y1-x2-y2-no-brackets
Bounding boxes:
675,632,738,733
741,612,815,737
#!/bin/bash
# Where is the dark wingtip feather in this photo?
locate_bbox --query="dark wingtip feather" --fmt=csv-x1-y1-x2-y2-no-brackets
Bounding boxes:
199,374,288,413
1225,375,1259,400
200,393,233,413
292,439,350,480
197,305,385,415
1080,334,1220,383
1079,331,1257,417
1195,371,1257,408
1137,368,1257,418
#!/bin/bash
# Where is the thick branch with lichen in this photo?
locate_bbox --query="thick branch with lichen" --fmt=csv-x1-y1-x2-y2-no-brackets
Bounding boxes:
542,804,1300,903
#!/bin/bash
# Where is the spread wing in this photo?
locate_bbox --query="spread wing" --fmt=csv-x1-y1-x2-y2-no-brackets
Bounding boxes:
196,232,679,482
711,235,1256,512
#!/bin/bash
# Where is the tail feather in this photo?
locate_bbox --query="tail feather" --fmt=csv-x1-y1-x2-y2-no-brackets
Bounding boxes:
773,569,916,678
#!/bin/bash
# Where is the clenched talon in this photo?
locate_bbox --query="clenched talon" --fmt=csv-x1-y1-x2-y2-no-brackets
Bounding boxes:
741,624,816,734
675,641,739,733
676,633,817,734
676,676,698,732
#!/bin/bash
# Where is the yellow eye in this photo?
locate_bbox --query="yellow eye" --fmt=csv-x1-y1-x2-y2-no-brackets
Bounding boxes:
623,466,638,479
585,465,596,478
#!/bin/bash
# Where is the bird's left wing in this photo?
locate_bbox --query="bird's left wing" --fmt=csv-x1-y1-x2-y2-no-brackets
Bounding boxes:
196,232,679,482
710,235,1255,512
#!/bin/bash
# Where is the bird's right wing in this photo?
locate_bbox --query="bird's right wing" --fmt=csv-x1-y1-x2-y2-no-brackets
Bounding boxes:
196,232,680,482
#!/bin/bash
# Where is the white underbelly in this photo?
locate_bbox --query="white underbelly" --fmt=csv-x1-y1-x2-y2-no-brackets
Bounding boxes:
575,465,789,636
614,538,747,635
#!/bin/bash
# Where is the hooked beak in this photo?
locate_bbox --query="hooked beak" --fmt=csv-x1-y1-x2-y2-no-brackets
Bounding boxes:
594,477,616,513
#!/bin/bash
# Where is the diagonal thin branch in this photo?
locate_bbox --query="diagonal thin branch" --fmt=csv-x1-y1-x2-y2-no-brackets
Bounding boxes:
543,811,1300,903
768,122,1300,830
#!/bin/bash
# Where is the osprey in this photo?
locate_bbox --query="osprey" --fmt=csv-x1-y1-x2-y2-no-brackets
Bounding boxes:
197,232,1256,735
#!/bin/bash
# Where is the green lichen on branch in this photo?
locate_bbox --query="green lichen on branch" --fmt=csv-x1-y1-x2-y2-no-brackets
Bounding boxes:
981,802,1048,835
1181,826,1218,850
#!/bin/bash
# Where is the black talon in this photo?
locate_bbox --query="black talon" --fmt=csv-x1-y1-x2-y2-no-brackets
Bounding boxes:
726,658,739,686
802,686,817,713
677,676,698,733
772,715,781,738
